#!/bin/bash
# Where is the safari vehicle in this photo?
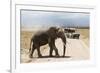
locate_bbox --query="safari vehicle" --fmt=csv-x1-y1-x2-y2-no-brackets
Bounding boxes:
64,27,80,39
71,33,80,39
65,33,80,39
64,28,76,33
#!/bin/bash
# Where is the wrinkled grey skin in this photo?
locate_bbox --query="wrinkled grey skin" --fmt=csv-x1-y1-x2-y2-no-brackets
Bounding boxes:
29,27,66,58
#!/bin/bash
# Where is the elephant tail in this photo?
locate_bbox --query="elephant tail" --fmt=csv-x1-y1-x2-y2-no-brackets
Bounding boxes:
29,38,33,53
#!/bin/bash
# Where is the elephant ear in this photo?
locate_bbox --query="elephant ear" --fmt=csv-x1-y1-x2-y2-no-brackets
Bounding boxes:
48,27,58,39
57,28,65,38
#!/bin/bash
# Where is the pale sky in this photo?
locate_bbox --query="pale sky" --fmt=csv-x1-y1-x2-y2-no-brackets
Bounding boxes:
21,10,90,28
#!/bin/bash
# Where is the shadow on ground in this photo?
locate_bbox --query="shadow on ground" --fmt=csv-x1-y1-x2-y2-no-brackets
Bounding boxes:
22,56,71,63
36,56,71,58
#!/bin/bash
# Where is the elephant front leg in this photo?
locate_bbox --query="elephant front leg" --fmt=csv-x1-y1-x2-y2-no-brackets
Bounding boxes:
49,40,59,57
49,42,54,57
49,48,53,57
54,46,59,57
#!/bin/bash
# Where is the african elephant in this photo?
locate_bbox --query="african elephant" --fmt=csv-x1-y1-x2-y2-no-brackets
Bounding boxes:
29,27,66,58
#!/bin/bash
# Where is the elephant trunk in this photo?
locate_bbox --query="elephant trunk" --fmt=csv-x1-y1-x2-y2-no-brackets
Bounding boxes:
62,35,66,57
57,28,66,57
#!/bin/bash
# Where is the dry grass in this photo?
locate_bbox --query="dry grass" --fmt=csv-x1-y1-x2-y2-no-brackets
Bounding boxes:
76,29,89,47
21,28,89,49
20,31,33,50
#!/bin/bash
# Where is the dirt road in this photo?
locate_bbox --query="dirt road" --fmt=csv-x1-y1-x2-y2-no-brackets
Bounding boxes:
21,38,89,63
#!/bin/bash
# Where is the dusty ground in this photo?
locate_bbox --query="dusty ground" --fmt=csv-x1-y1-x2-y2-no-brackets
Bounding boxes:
20,28,89,63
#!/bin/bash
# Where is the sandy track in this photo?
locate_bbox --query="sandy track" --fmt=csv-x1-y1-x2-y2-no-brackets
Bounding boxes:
66,39,89,60
21,38,89,63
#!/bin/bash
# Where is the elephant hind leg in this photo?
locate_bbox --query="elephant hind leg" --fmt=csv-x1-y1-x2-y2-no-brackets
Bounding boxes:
29,45,35,58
